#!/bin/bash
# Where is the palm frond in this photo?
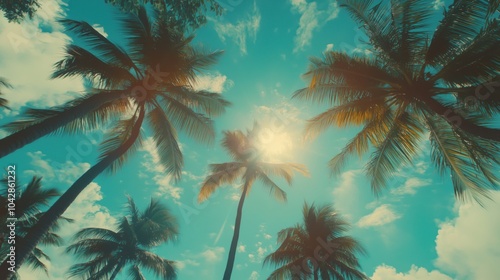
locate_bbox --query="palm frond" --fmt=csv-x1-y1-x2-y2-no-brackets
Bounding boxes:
146,105,183,181
59,19,137,70
424,112,498,202
160,93,215,145
165,86,230,117
52,44,136,88
258,163,310,185
198,162,245,202
365,110,424,194
258,174,287,202
136,250,177,280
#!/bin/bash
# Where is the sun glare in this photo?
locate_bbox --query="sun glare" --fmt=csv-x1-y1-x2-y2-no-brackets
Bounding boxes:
254,125,295,162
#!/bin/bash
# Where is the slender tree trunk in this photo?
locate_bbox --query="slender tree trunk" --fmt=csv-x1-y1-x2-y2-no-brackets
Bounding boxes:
222,180,251,280
0,107,144,280
0,90,126,159
420,95,500,141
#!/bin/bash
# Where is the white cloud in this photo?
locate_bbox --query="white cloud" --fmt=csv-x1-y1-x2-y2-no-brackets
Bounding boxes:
357,204,401,228
249,271,260,280
391,177,432,196
371,265,452,280
214,1,261,55
435,191,500,279
238,245,246,253
192,72,234,93
0,0,84,109
92,23,108,37
19,182,117,280
141,137,183,203
24,151,91,184
201,247,225,263
290,0,340,52
433,0,445,10
324,43,334,52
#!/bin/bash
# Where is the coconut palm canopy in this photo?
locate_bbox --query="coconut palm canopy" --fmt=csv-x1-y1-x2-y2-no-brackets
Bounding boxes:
0,0,499,279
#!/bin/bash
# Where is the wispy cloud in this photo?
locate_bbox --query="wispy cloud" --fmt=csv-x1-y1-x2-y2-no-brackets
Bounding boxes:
371,264,452,280
214,1,261,55
200,246,226,263
192,72,234,94
357,204,401,228
391,177,432,196
290,0,340,52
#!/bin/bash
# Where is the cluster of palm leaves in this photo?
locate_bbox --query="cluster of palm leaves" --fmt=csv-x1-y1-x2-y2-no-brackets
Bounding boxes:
295,0,500,202
0,0,499,279
0,177,72,280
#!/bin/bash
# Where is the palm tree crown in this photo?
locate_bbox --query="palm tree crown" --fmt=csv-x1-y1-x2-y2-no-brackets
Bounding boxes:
294,0,500,202
66,197,178,280
199,123,310,280
1,6,230,171
0,177,72,278
264,203,368,280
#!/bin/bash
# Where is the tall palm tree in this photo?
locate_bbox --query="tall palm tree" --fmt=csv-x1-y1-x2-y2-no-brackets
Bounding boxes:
0,6,229,159
0,177,73,279
66,197,178,280
294,0,500,202
0,6,229,278
198,123,310,280
264,203,368,280
0,77,11,109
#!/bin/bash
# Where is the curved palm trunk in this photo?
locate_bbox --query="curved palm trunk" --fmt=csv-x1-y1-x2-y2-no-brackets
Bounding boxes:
0,90,126,159
222,180,251,280
421,94,500,141
0,107,145,280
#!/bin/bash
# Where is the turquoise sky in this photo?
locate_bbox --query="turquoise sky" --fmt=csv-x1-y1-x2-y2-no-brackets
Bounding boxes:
1,0,500,279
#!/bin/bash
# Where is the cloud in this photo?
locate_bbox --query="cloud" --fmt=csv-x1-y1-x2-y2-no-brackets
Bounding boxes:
214,1,261,55
433,0,445,10
325,43,334,52
238,245,246,253
290,0,340,52
24,151,91,184
141,137,183,203
92,23,108,37
249,271,260,280
19,182,117,280
435,191,500,279
391,177,432,196
0,0,84,110
371,265,452,280
200,247,225,263
357,204,401,228
192,72,234,93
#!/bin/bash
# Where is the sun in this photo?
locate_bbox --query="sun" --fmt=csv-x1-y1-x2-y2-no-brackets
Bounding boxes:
254,125,295,162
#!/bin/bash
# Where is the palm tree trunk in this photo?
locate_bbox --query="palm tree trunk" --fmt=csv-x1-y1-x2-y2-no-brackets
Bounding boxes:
0,90,126,159
222,180,251,280
421,95,500,141
0,107,145,280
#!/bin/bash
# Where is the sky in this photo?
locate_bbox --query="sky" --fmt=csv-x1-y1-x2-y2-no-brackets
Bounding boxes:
1,0,500,279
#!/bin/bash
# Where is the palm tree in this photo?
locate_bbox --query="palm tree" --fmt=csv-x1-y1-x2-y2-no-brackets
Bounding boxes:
0,6,230,159
294,0,500,202
198,123,310,280
0,77,11,109
0,177,73,279
66,197,178,280
264,203,368,280
0,6,229,278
